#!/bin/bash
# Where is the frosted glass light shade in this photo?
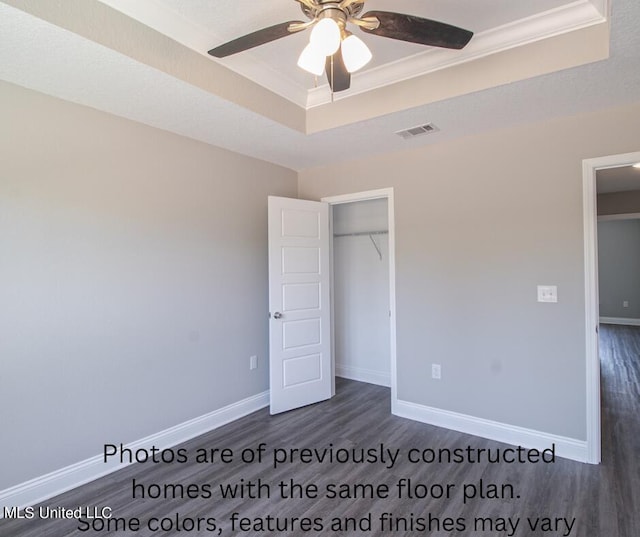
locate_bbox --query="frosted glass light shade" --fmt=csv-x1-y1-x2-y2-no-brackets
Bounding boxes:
310,18,341,56
341,34,372,73
297,43,326,76
633,162,640,168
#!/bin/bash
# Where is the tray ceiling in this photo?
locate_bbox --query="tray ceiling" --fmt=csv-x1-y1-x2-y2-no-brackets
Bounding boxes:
2,0,638,171
100,0,608,108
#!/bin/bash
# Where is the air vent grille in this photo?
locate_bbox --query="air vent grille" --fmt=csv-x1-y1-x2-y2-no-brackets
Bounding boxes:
396,123,439,139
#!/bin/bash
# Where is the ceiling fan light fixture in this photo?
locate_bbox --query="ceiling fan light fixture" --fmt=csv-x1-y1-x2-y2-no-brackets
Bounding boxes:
208,3,475,94
633,163,640,169
341,33,372,73
310,18,341,56
297,42,326,76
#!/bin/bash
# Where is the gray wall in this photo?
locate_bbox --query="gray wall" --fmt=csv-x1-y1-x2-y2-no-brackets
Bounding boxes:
598,219,640,318
0,81,297,490
597,191,640,215
299,101,640,441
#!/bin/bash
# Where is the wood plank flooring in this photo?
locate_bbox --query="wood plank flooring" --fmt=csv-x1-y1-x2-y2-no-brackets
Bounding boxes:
2,324,639,536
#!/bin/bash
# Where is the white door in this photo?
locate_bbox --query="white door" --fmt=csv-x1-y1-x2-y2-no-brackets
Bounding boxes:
268,196,332,414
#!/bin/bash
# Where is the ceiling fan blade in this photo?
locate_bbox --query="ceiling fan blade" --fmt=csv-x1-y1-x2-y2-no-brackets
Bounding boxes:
325,49,351,92
361,11,473,49
208,21,306,58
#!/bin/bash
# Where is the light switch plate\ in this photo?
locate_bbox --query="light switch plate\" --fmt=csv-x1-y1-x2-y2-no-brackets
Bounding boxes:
537,285,558,303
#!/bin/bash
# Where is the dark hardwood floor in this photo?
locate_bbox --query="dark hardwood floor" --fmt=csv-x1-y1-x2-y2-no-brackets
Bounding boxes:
2,324,639,536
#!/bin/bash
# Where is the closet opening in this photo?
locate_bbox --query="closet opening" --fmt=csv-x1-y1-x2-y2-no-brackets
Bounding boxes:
322,189,397,406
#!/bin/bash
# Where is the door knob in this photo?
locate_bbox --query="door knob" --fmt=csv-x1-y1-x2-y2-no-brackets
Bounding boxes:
273,312,283,319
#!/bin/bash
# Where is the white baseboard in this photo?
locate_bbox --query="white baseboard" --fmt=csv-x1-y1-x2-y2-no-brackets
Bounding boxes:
599,316,640,326
394,399,588,463
336,364,390,387
0,391,269,516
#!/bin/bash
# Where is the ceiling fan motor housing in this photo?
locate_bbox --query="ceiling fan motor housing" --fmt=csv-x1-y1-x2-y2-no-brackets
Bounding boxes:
300,0,365,22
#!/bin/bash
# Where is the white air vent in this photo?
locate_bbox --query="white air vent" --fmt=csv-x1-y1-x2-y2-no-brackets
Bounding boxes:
396,123,439,139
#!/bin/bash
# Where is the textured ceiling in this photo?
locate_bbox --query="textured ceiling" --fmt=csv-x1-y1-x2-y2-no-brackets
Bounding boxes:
1,0,639,171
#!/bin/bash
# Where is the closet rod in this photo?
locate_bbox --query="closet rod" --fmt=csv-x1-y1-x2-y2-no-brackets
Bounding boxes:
333,230,388,238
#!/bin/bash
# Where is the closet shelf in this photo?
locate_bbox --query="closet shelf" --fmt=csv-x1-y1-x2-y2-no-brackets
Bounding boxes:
333,230,388,238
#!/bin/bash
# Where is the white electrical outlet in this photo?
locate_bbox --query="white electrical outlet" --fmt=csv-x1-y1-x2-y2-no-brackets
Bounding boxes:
432,364,441,380
249,355,258,370
623,300,629,308
537,285,558,303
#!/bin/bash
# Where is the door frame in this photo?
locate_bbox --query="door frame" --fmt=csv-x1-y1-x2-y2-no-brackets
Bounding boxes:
582,150,640,464
321,188,398,411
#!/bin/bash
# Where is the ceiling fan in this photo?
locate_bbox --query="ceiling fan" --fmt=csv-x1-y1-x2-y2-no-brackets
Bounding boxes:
208,0,474,93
